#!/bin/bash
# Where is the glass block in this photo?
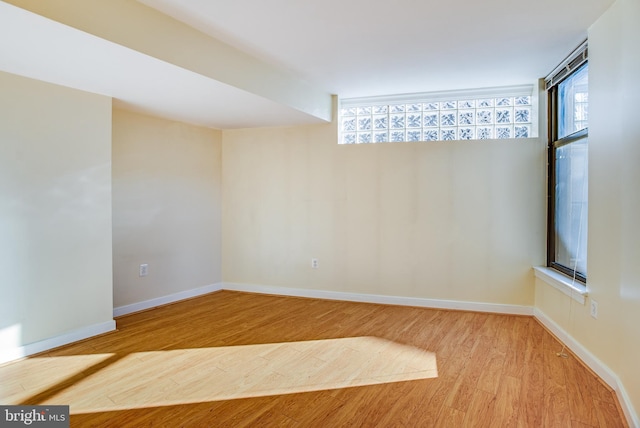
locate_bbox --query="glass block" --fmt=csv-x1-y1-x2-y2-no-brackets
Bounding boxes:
390,114,405,129
496,97,512,106
342,117,356,132
496,108,512,124
390,104,405,113
407,130,421,141
496,126,512,139
477,127,493,140
459,110,474,126
357,132,372,143
358,116,372,131
374,131,388,143
459,128,474,140
357,107,372,115
477,109,493,125
440,112,456,127
515,108,531,123
390,130,405,142
423,113,439,127
424,129,439,141
442,128,456,140
423,102,439,110
477,99,494,108
341,107,356,116
441,101,456,109
373,105,388,114
342,133,356,144
459,100,475,109
515,125,530,138
373,115,388,130
406,103,421,112
407,114,421,128
515,96,531,105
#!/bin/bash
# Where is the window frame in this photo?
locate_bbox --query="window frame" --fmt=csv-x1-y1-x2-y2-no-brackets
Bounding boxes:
546,58,588,284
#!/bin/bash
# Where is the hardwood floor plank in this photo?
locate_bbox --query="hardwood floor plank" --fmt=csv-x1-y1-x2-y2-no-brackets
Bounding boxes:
444,338,490,412
594,399,629,428
543,346,572,427
503,316,528,378
566,354,599,426
476,350,505,394
519,339,544,427
494,375,521,427
462,389,496,427
572,421,598,428
434,405,466,427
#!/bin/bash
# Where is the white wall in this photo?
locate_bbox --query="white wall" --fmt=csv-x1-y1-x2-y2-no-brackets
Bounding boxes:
0,71,113,356
535,0,640,423
222,123,546,305
112,109,222,308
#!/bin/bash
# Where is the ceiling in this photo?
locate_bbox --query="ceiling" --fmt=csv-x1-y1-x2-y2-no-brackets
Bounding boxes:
1,0,615,129
137,0,614,98
0,1,326,130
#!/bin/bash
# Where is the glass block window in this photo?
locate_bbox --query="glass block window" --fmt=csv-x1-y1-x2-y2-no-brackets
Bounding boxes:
339,86,535,144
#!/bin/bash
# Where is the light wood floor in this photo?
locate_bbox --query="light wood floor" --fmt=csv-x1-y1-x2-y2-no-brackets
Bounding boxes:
1,291,628,427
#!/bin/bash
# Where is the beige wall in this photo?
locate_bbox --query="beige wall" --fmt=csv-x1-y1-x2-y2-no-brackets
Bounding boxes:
535,0,640,419
222,124,546,305
0,71,113,349
112,109,222,308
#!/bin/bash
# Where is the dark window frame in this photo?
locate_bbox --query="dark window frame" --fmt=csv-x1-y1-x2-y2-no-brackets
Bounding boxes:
546,62,588,284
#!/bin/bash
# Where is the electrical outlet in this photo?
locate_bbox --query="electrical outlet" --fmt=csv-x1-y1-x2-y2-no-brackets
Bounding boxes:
139,263,148,277
590,299,598,319
311,258,319,269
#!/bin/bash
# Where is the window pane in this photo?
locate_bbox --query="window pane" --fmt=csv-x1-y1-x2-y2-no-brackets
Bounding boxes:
554,137,588,275
558,64,588,138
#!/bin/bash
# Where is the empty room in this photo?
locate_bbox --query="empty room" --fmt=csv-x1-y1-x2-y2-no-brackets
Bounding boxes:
1,0,639,426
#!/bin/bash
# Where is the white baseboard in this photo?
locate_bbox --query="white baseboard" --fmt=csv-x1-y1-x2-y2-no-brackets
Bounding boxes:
113,282,223,317
534,308,639,428
0,320,116,365
222,282,534,316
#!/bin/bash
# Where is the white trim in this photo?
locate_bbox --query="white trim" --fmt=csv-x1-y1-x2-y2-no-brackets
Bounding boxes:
340,85,534,106
534,266,587,305
222,282,534,316
113,282,223,317
534,308,639,428
0,320,116,365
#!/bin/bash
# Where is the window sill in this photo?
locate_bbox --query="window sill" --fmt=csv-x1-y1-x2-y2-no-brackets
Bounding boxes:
533,266,587,305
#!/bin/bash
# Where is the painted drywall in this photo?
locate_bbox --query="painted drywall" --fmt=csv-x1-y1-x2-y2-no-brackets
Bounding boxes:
0,71,113,350
535,0,640,421
3,0,332,123
112,109,222,308
222,123,546,305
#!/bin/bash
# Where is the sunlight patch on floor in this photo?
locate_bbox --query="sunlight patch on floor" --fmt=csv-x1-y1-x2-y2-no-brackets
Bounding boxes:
0,353,115,404
7,337,438,414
